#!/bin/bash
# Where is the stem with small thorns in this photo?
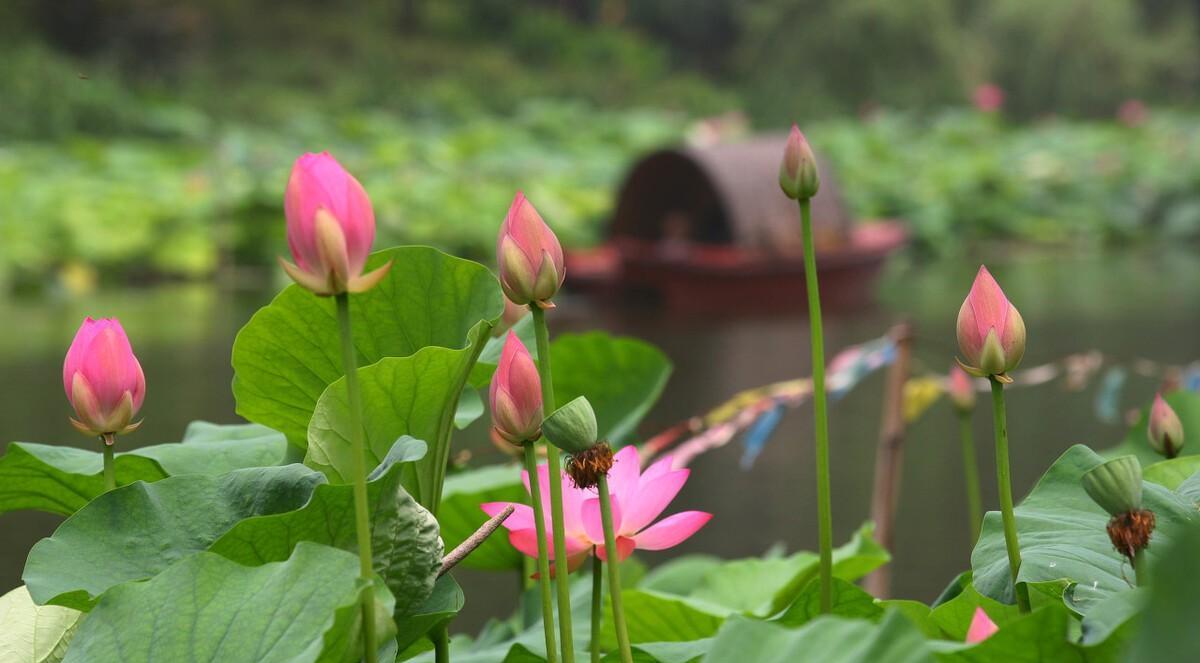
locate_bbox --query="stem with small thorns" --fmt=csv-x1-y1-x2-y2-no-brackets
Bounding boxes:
959,413,984,543
523,442,559,663
335,293,378,663
597,475,632,663
532,306,575,663
799,197,833,613
989,378,1030,613
101,434,116,491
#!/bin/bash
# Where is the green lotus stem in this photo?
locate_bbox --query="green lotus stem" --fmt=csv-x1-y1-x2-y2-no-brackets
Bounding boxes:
989,378,1030,613
531,306,576,663
591,552,602,663
799,198,833,613
1134,549,1148,586
958,413,983,543
334,293,378,663
101,434,116,491
522,556,536,591
523,442,559,663
433,625,450,663
597,475,632,663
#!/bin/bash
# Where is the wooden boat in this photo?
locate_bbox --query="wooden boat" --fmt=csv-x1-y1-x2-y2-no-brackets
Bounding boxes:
566,135,909,314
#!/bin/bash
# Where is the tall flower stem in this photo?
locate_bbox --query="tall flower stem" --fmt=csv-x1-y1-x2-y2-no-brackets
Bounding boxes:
958,413,983,543
989,378,1030,613
523,443,560,663
334,293,378,663
591,552,602,663
433,625,450,663
101,434,116,491
531,306,576,663
1134,549,1148,586
597,475,632,663
799,198,833,613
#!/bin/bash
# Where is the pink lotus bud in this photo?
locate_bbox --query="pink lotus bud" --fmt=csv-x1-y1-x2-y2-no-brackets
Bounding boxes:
948,365,977,412
973,84,1004,113
496,193,565,308
778,125,820,200
966,607,998,644
280,152,392,296
956,266,1026,381
1148,393,1184,458
63,317,145,439
489,332,543,445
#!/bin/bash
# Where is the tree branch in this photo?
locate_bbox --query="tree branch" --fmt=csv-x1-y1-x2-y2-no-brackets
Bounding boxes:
439,504,515,577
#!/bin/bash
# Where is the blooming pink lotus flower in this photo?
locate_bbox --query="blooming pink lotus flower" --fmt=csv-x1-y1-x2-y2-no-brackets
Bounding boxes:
778,125,820,200
966,607,998,643
1148,393,1184,458
947,365,977,412
482,445,711,573
496,192,564,308
63,318,145,439
956,266,1026,381
280,152,392,296
973,84,1004,113
489,332,543,446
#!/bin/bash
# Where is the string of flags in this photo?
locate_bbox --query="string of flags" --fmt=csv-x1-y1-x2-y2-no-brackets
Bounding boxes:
642,334,1200,470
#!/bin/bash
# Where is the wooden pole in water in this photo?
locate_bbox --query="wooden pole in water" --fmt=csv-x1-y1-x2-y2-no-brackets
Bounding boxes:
864,322,914,599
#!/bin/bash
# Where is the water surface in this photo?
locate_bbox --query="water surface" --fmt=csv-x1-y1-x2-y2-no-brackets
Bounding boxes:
2,249,1197,631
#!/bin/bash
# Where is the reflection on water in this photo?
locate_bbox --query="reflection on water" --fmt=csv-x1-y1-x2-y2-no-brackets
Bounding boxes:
2,249,1198,631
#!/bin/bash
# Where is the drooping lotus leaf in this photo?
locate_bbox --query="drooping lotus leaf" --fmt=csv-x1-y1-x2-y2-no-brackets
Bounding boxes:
60,543,395,663
637,522,888,617
774,577,883,627
1128,521,1200,660
1143,455,1200,490
233,246,503,450
971,445,1196,613
0,421,287,517
306,343,491,514
211,438,442,617
699,611,934,663
394,575,465,657
929,602,1135,662
23,464,324,610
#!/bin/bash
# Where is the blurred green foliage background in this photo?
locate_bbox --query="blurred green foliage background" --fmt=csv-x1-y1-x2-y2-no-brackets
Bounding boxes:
1,0,1199,292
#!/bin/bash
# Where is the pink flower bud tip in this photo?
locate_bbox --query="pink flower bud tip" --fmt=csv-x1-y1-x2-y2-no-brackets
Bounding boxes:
966,607,998,644
778,125,820,200
280,151,392,296
948,365,977,412
496,192,565,308
973,84,1004,113
63,317,145,438
1148,393,1184,458
489,332,543,445
956,266,1025,382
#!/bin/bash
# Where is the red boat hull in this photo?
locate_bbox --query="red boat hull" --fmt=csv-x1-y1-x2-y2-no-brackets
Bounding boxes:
566,220,907,314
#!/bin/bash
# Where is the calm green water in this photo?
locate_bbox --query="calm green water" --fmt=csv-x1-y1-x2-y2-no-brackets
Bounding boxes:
2,249,1198,631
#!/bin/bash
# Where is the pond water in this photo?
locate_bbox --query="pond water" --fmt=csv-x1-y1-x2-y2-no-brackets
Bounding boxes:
2,249,1198,632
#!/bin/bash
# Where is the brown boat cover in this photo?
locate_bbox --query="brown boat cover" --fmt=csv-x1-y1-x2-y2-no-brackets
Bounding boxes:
610,135,855,256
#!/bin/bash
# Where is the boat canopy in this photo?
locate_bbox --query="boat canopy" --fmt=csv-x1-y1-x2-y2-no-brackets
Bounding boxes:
609,135,854,254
